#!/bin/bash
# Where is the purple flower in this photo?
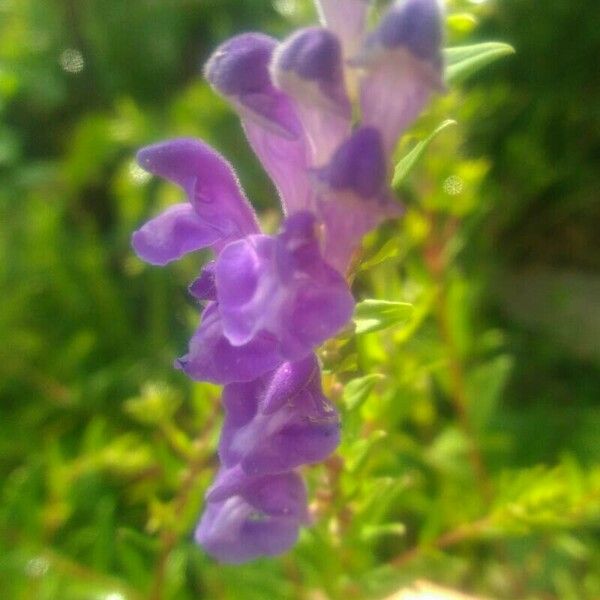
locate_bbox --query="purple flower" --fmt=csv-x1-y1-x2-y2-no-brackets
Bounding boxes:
205,33,314,216
271,27,351,165
354,0,445,154
196,468,308,564
270,0,443,271
313,126,402,271
132,139,259,265
133,0,445,564
195,354,337,562
215,212,354,360
174,302,282,385
219,354,340,476
172,212,354,385
133,141,354,384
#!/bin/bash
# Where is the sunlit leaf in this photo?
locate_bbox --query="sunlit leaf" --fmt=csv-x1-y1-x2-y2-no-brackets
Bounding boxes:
354,299,414,335
360,522,406,541
447,12,478,35
445,42,515,84
343,374,384,412
393,120,457,187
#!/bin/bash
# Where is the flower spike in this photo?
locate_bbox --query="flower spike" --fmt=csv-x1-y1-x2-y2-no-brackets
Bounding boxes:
133,0,447,564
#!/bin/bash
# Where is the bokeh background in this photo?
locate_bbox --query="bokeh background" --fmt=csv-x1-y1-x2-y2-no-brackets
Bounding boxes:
1,0,599,599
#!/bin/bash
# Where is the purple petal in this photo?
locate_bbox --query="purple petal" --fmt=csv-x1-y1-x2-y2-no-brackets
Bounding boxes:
205,33,302,139
205,464,249,503
196,471,307,564
175,303,282,384
196,498,299,563
212,234,271,347
206,466,308,522
188,262,217,302
314,126,387,199
244,122,316,216
314,0,371,59
262,354,319,415
131,203,222,266
372,0,444,63
271,28,351,165
218,379,264,469
242,471,308,520
219,359,340,476
283,274,355,353
314,127,402,272
238,395,340,477
205,33,314,215
215,212,355,360
355,0,445,155
136,138,260,251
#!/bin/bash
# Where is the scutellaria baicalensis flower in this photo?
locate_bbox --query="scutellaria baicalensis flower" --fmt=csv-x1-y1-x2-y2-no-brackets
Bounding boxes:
218,354,340,476
196,467,309,564
132,0,444,563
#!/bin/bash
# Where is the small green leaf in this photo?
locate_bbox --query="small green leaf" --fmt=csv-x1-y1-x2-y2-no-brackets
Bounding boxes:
343,374,384,412
117,527,160,552
342,374,384,442
358,237,400,271
360,523,406,542
392,119,457,187
446,13,478,35
354,299,414,335
466,354,513,431
445,42,515,84
124,381,182,426
346,430,387,473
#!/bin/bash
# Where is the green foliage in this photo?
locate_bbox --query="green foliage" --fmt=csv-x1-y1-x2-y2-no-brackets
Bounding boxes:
445,42,515,85
392,119,456,187
1,1,598,599
354,300,414,335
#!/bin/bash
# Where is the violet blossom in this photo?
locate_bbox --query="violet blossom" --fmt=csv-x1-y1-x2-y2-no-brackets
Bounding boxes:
132,0,444,563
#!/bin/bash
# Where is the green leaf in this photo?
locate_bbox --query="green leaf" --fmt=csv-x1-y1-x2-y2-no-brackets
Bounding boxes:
392,119,457,187
354,299,414,335
491,462,600,534
124,381,182,426
343,374,384,412
360,522,406,542
346,430,387,473
358,237,400,271
342,374,384,442
361,476,414,524
466,354,513,431
117,527,160,553
445,42,515,84
446,13,478,35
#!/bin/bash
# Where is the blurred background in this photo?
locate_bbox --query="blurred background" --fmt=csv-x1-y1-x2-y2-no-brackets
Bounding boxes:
0,0,598,599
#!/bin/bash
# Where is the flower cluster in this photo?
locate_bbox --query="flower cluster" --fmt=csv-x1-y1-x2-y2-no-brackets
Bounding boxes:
132,0,444,563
